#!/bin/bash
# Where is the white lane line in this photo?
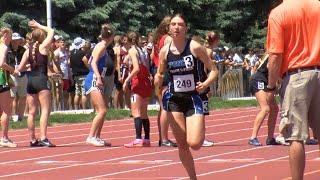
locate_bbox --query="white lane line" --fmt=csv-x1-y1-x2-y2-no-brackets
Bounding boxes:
0,132,273,178
81,149,319,180
185,150,320,180
79,146,271,179
10,108,258,134
8,111,257,139
0,113,257,154
0,121,268,165
282,169,320,180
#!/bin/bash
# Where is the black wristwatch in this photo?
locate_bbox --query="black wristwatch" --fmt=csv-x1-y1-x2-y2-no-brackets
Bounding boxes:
266,85,276,91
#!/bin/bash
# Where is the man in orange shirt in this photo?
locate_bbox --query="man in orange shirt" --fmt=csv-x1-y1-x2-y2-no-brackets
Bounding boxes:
266,0,320,180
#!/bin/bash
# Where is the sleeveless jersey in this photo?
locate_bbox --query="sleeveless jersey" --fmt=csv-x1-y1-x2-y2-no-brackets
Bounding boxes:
28,47,49,76
251,58,269,83
84,50,109,94
0,68,9,87
119,46,129,79
167,39,202,94
129,46,152,98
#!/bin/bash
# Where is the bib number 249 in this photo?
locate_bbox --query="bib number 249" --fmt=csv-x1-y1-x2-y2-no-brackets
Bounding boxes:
173,74,195,92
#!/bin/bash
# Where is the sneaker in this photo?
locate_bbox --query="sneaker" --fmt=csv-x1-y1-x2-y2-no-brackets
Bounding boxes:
143,139,151,147
30,139,42,147
11,115,19,122
266,138,281,145
275,136,290,146
86,137,105,147
38,138,56,147
0,138,17,148
161,140,177,147
202,139,214,147
304,139,318,145
96,137,111,147
124,139,143,148
17,116,23,122
249,138,262,146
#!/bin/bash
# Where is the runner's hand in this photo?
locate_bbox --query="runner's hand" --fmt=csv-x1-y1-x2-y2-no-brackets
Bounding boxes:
123,80,129,92
154,73,163,96
28,20,41,29
196,81,207,93
96,76,104,89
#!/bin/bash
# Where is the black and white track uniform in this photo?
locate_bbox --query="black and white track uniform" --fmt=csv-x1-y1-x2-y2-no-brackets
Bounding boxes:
249,58,268,95
162,39,204,117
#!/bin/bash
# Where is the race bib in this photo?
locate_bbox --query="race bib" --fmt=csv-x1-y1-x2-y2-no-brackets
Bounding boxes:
257,81,264,90
183,55,194,68
173,74,195,92
131,94,136,103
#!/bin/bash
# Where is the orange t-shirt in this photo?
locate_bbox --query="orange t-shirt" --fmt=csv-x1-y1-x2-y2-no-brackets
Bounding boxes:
266,0,320,75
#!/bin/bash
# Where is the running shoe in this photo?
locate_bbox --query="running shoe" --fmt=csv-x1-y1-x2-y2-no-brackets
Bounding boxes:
275,136,290,146
124,139,144,148
38,138,56,147
86,137,105,147
96,137,111,147
0,138,17,148
160,140,177,147
248,138,262,146
202,139,214,147
143,139,151,147
30,139,42,147
304,139,318,145
266,138,281,145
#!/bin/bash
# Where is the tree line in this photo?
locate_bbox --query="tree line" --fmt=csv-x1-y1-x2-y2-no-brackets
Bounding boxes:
0,0,279,49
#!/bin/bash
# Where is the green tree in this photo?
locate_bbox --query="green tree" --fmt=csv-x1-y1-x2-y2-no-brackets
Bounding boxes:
0,0,279,49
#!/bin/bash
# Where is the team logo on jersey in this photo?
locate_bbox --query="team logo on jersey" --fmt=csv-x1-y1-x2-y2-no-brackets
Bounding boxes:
183,55,194,68
257,82,264,90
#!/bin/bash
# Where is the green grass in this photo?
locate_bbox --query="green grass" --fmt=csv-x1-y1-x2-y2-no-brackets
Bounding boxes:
209,97,258,110
9,97,257,129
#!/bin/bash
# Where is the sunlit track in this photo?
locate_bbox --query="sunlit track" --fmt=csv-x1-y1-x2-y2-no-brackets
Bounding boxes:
7,111,258,139
8,108,258,136
0,113,257,154
0,114,262,164
0,107,318,179
0,133,276,178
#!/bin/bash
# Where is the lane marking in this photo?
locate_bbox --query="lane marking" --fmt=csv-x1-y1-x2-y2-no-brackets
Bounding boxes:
36,160,81,165
179,150,320,180
119,160,173,164
207,158,264,163
0,122,273,165
10,108,258,134
0,114,258,155
7,113,256,139
282,169,320,180
0,133,274,178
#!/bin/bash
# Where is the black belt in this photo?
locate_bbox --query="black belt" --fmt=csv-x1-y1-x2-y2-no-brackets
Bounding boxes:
283,66,320,77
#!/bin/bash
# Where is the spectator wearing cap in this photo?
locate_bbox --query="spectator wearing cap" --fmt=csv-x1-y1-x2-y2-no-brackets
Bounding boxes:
7,32,27,121
69,37,90,109
53,36,72,110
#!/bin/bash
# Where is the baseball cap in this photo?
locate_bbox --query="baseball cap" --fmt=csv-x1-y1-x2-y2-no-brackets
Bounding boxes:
54,35,63,41
12,33,23,40
146,42,153,50
73,37,85,50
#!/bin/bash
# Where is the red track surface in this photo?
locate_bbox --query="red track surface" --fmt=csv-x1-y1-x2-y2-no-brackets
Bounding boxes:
0,107,318,179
